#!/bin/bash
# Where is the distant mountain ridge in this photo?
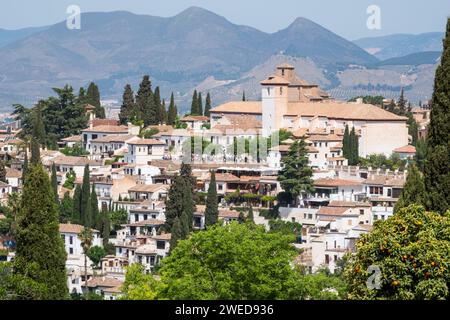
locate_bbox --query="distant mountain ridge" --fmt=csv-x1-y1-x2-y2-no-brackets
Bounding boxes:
0,26,49,48
353,32,444,60
0,7,377,109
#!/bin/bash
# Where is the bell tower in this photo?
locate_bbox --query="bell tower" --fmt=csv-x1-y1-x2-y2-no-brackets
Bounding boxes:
261,75,289,137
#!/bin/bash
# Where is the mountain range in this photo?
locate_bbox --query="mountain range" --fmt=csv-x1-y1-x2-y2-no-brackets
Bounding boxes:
0,7,443,111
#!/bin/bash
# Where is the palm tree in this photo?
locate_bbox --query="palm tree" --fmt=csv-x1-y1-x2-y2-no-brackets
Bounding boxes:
78,227,93,298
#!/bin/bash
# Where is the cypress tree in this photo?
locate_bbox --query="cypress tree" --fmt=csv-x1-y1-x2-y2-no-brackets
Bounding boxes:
204,92,211,117
101,208,110,246
397,88,407,116
198,92,203,116
165,176,186,231
78,87,86,104
59,191,75,223
153,86,163,124
342,125,350,161
242,91,246,101
394,165,425,213
80,165,91,227
169,216,182,252
205,171,219,227
30,137,40,165
167,93,177,125
0,160,6,183
86,82,105,118
51,163,58,203
33,103,46,146
90,184,100,231
119,84,136,125
161,99,168,124
136,75,155,126
14,163,68,299
349,127,359,165
22,149,28,182
423,18,450,214
190,90,199,115
73,184,82,224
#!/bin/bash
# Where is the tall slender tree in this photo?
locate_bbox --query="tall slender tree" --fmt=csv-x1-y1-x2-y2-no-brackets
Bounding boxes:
30,137,40,165
167,93,177,125
204,92,211,117
86,82,105,118
73,184,82,224
59,192,75,223
169,217,182,252
14,163,68,299
119,84,136,125
242,91,246,101
349,127,359,165
90,184,100,231
153,86,163,124
343,125,350,161
423,18,450,214
136,75,156,126
80,165,91,227
0,160,7,183
205,171,219,227
161,99,168,124
22,149,28,182
51,163,58,203
197,92,203,116
190,90,199,115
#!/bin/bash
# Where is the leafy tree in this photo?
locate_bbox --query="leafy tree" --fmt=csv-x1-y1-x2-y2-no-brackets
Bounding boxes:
158,222,300,299
59,192,75,223
205,171,218,227
121,263,158,300
423,18,450,214
63,169,76,190
394,165,425,213
14,163,68,299
87,246,106,267
86,82,105,118
278,139,314,205
142,128,159,138
60,143,89,157
167,93,177,125
119,84,136,125
269,219,302,243
109,209,128,232
344,205,450,300
204,92,211,117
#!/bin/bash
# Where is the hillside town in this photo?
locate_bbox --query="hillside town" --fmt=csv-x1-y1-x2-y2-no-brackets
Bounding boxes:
1,55,445,301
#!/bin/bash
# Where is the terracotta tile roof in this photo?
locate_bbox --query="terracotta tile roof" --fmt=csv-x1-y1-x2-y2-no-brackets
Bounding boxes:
51,155,102,167
135,244,157,255
152,233,171,240
128,184,169,193
328,201,371,208
59,223,99,234
212,115,262,132
87,277,123,288
181,115,209,122
61,135,82,142
195,205,239,218
206,172,240,182
308,134,342,142
260,75,290,85
127,138,165,145
6,167,21,178
317,206,349,215
210,101,262,114
393,145,416,153
287,102,408,121
83,125,129,133
314,178,363,187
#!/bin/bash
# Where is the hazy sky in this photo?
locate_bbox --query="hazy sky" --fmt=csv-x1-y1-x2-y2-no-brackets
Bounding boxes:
0,0,449,39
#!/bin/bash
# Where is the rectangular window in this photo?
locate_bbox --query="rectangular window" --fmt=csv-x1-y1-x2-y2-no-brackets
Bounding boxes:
156,241,165,250
360,209,364,215
69,236,73,245
69,248,73,254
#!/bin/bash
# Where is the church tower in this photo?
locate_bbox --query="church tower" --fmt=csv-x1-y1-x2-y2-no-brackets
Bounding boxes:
261,75,289,137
